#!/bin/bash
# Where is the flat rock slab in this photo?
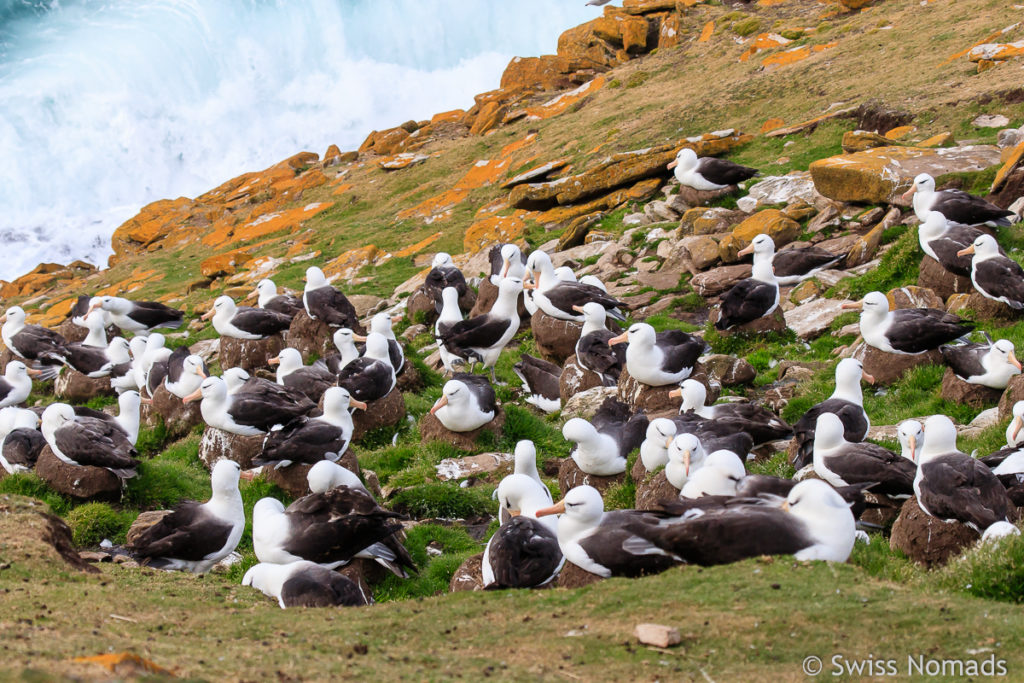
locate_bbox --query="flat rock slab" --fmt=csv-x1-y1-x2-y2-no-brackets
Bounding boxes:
559,354,609,404
143,384,204,440
532,312,584,365
810,145,1002,204
435,451,514,482
634,623,681,648
419,408,505,452
198,427,264,470
558,457,626,497
890,496,979,568
784,299,849,340
35,446,121,501
691,264,752,297
850,342,942,386
54,369,114,403
219,334,284,373
352,389,407,443
940,367,1004,410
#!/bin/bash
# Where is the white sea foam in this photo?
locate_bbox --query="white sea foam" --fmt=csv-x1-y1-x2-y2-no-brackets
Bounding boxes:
0,0,595,280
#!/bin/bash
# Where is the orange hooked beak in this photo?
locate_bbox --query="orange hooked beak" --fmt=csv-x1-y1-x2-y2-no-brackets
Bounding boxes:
862,370,875,385
182,387,203,404
607,332,628,346
1013,416,1023,443
200,308,215,321
668,388,682,399
840,301,863,311
571,305,585,314
1012,352,1022,372
430,394,448,415
268,356,280,366
900,184,917,201
907,435,916,462
352,333,367,343
956,245,976,258
737,243,755,258
781,500,791,512
239,469,257,482
25,367,41,378
667,159,678,170
500,258,510,279
140,397,153,405
684,449,691,477
391,314,403,324
0,314,7,324
83,302,101,320
535,499,566,517
196,367,207,378
349,398,368,411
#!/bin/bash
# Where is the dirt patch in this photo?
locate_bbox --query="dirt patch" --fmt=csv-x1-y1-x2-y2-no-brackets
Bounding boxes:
0,495,98,573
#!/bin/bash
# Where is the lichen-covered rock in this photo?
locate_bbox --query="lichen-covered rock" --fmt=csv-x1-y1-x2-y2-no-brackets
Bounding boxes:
531,311,584,365
697,354,756,386
558,457,626,497
352,389,407,443
562,386,618,420
946,291,1019,322
718,209,800,263
34,446,121,501
940,367,1004,409
559,354,608,404
198,427,264,470
218,334,285,373
419,407,504,451
784,299,849,341
809,145,1003,204
890,496,980,568
54,368,115,403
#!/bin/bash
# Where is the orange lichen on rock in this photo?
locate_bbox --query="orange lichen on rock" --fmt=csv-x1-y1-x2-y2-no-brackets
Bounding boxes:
74,653,174,676
200,247,256,278
698,21,714,43
332,182,354,196
394,232,443,258
968,40,1024,63
760,117,786,133
992,139,1024,193
941,23,1019,66
322,245,381,280
762,42,837,68
525,76,606,121
739,33,790,62
918,133,953,148
463,213,528,253
884,125,917,140
431,109,465,125
204,202,332,248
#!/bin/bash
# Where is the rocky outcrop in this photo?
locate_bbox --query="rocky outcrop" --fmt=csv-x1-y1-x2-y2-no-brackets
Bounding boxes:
718,209,800,263
917,256,974,301
940,367,1004,409
143,385,205,440
809,145,1003,204
559,354,609,404
849,342,943,386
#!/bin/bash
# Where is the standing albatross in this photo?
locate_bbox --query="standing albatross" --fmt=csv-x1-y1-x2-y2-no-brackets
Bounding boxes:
791,358,873,469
